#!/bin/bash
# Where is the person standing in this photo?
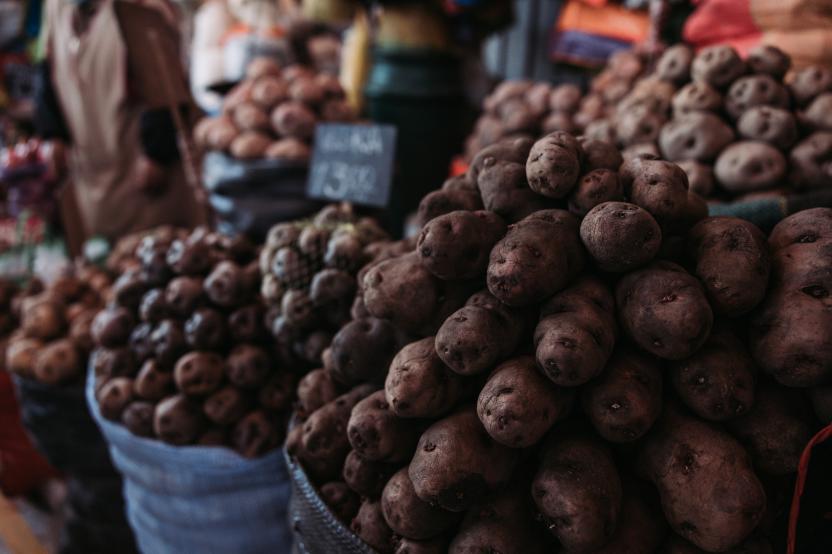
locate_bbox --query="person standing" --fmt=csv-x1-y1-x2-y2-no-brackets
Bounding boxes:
36,0,204,242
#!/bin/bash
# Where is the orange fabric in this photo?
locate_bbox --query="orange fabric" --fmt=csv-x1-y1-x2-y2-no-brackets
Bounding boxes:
557,1,650,44
220,23,286,46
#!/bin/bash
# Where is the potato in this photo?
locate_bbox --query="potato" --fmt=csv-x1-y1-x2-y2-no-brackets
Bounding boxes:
271,101,316,140
487,210,584,306
672,82,723,116
139,288,169,325
348,390,423,463
321,99,355,122
203,385,250,425
477,356,573,447
567,169,623,217
525,131,582,198
174,351,224,397
382,468,459,540
122,401,156,438
728,385,813,476
296,368,342,419
534,276,617,386
417,210,506,280
228,304,266,344
134,359,174,401
232,101,270,133
688,217,770,316
385,337,467,419
232,410,281,458
614,105,666,147
435,290,526,376
226,344,271,389
659,112,735,162
476,158,553,222
164,276,204,318
669,327,756,422
583,119,616,145
714,141,786,193
747,44,790,80
265,138,311,162
675,160,714,197
656,44,693,84
577,138,622,172
320,481,360,524
395,537,447,554
724,75,789,120
91,306,132,348
229,131,271,159
532,433,622,551
409,407,517,512
184,308,226,351
582,349,662,442
33,339,81,385
329,318,400,386
342,450,399,499
112,267,150,311
691,45,746,89
250,76,288,110
549,83,582,112
167,237,213,277
97,377,135,421
415,187,484,228
767,207,832,251
289,76,326,106
620,157,693,233
5,337,43,378
541,111,577,135
590,491,667,554
91,347,138,379
788,65,832,107
205,260,249,308
246,57,281,80
205,117,238,151
789,132,832,190
352,500,395,554
737,106,797,150
449,487,549,554
299,385,375,482
616,262,713,360
580,202,662,272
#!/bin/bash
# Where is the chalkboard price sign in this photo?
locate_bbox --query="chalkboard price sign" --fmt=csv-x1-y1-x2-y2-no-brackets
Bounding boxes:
306,124,397,208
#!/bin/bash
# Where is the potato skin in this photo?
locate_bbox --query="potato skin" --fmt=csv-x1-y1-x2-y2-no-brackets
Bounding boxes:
415,187,483,228
320,481,360,524
417,211,507,280
352,500,395,554
409,408,517,512
687,217,770,317
669,327,756,422
385,337,467,419
727,385,813,476
714,141,786,193
477,356,573,448
342,450,399,499
381,468,459,540
329,318,400,386
619,157,692,233
487,210,585,307
534,276,617,386
395,537,447,554
590,490,667,554
582,349,662,442
580,202,662,272
296,368,342,420
568,169,624,217
435,290,526,376
616,262,713,360
532,434,622,552
767,207,832,251
348,390,423,463
525,131,583,198
638,405,766,552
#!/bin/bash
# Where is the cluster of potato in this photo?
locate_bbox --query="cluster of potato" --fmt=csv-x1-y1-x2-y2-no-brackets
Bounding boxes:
259,205,390,371
5,266,111,386
287,131,828,553
194,57,356,162
464,50,650,162
90,227,295,458
583,43,832,198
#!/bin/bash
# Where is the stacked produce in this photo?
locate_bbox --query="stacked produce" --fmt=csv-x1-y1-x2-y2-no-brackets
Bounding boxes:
259,204,390,370
194,58,356,162
463,50,649,161
90,226,294,457
287,131,828,553
5,266,111,385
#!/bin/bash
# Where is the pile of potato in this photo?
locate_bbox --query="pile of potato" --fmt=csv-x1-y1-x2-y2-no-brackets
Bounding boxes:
584,43,832,199
194,58,356,162
259,204,390,370
463,50,650,161
286,130,829,553
5,266,111,386
90,227,295,458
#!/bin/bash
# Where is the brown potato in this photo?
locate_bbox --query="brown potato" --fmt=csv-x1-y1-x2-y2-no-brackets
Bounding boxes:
767,207,832,251
246,57,281,80
134,359,174,401
232,101,271,133
351,500,395,554
5,337,43,379
659,112,735,162
342,450,399,499
91,306,132,348
122,401,156,438
203,385,250,425
265,138,311,163
34,339,81,385
656,44,693,84
205,260,249,308
724,75,789,120
165,276,204,318
525,131,582,198
415,187,484,228
614,105,666,147
250,76,289,110
620,157,693,233
715,140,786,193
154,394,206,446
616,262,713,360
580,202,662,272
532,433,622,551
296,368,342,419
348,390,423,462
477,356,573,447
672,82,723,117
320,481,360,524
409,407,517,512
578,137,623,172
788,65,832,107
229,131,271,159
381,468,460,540
226,344,271,389
789,132,832,190
691,45,746,89
174,351,224,397
232,410,281,458
97,377,135,421
549,83,582,112
747,44,790,80
737,106,798,150
417,210,506,280
567,169,624,217
271,101,317,140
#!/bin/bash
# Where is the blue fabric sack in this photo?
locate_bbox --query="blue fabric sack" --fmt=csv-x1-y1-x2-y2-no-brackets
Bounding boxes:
86,369,292,554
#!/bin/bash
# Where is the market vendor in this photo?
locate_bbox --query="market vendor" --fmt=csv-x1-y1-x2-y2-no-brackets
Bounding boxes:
35,0,204,241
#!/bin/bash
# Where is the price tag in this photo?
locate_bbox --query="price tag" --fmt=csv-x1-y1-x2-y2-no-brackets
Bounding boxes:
306,124,397,207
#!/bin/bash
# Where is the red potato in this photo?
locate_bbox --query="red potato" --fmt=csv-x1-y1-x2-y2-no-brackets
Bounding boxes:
525,131,583,199
352,500,395,554
381,468,460,540
567,169,625,217
477,356,573,448
296,368,342,419
342,450,399,499
767,207,832,251
417,211,507,280
435,290,526,376
384,337,467,419
615,262,713,360
532,434,623,552
348,390,423,463
638,405,766,552
580,202,662,273
582,349,662,442
409,408,518,512
534,276,617,386
619,156,694,233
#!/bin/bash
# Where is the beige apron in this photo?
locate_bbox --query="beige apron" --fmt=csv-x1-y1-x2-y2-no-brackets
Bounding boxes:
46,0,202,241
